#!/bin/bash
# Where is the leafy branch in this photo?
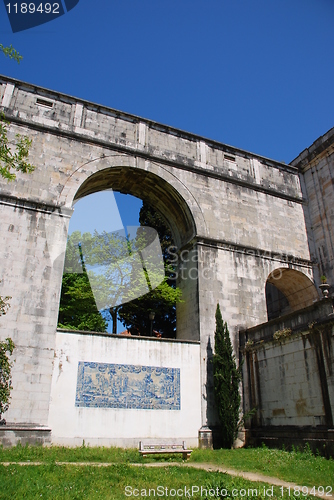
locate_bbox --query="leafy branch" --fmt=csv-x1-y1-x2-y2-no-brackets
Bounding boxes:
0,44,22,63
0,285,15,424
0,338,15,423
0,114,34,180
0,291,11,317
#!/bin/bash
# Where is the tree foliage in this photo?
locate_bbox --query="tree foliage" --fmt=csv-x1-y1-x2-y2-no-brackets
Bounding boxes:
0,113,34,181
0,44,34,181
0,291,11,317
57,231,107,332
58,226,164,334
0,338,15,422
118,202,182,338
213,304,241,448
0,44,22,63
118,277,182,337
57,202,182,337
0,285,15,423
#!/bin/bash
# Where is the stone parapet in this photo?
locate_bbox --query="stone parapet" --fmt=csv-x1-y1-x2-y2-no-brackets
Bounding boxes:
0,424,51,447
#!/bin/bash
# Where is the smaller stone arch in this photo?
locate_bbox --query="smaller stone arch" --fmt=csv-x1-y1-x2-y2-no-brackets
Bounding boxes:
265,268,319,320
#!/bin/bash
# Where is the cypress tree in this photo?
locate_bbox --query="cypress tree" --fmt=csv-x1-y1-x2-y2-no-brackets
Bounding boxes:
213,304,241,448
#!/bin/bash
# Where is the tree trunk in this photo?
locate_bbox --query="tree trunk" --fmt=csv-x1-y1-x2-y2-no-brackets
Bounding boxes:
110,307,117,334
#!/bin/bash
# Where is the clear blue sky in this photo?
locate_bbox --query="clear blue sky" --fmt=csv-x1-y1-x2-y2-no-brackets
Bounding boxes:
2,0,334,331
2,0,334,225
1,0,334,163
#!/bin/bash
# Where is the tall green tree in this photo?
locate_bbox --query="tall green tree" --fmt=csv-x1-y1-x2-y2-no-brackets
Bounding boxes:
57,231,107,332
57,203,182,337
213,304,241,448
58,227,158,334
118,202,182,338
79,228,152,334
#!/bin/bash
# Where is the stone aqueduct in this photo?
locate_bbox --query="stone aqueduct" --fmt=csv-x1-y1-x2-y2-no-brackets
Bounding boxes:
0,75,333,446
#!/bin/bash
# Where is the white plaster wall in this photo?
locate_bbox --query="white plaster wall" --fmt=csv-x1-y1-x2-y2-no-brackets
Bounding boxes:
48,331,201,448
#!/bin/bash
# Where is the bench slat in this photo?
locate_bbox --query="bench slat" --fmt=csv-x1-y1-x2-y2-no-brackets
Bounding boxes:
139,441,192,460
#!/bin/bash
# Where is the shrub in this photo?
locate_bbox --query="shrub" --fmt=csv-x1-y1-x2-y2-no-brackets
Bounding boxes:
0,337,15,423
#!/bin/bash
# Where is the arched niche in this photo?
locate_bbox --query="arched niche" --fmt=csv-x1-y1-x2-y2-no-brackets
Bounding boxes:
265,268,319,320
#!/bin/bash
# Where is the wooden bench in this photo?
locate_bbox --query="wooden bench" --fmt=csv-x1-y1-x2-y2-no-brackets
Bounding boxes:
139,441,192,460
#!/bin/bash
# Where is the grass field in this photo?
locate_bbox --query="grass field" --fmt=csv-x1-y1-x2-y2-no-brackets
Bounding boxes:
0,463,296,500
0,444,333,499
191,445,334,490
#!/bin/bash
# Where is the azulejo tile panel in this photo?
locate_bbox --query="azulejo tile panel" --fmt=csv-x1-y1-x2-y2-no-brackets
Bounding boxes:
75,362,180,410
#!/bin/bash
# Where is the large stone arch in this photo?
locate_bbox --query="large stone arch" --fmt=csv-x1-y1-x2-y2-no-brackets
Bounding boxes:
59,154,207,249
58,159,203,341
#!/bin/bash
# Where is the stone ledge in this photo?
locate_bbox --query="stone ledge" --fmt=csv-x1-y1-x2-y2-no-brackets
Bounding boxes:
0,424,51,447
56,328,200,344
245,426,334,458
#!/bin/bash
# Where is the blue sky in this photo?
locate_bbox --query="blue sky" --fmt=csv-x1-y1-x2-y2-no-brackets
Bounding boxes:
1,0,334,163
2,0,334,222
1,0,334,330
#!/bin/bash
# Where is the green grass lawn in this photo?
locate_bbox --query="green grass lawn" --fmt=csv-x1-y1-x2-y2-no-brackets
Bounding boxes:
190,446,334,490
0,444,333,499
0,463,324,500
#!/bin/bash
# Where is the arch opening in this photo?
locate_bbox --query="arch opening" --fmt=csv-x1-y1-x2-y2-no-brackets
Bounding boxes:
58,167,199,341
73,166,196,250
265,268,319,321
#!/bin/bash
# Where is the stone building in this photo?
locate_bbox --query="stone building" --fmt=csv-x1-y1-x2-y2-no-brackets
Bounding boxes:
0,75,333,449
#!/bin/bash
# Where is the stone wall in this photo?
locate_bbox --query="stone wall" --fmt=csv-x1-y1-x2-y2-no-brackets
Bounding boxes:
0,75,317,437
48,330,201,447
292,127,334,288
240,299,334,454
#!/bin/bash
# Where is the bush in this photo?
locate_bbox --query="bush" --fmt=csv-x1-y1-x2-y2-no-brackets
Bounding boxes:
0,337,15,423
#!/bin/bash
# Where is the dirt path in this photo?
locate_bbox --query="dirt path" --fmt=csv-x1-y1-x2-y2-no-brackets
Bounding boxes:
133,462,331,499
0,460,331,499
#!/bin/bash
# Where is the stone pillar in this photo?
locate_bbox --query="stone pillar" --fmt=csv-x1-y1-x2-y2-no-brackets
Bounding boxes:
175,242,200,341
0,197,72,424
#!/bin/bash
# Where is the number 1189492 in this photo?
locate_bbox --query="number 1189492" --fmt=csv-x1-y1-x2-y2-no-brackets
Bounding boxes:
6,3,60,14
280,486,332,497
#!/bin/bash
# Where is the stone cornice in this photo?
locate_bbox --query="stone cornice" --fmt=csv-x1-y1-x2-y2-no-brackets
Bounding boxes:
0,194,73,217
291,126,334,172
2,113,305,205
196,236,314,267
0,73,298,174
